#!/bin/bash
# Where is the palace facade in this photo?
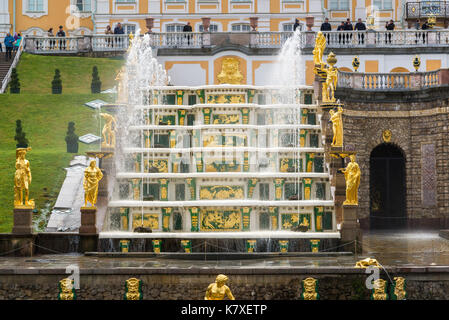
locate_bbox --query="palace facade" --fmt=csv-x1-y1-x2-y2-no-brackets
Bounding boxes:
1,0,442,37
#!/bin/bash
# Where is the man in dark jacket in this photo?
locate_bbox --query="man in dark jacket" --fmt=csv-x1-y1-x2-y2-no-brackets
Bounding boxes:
293,19,301,31
421,21,429,44
354,18,366,44
320,18,332,31
57,25,66,50
183,22,193,45
114,23,125,48
385,20,395,44
337,21,345,44
4,33,14,61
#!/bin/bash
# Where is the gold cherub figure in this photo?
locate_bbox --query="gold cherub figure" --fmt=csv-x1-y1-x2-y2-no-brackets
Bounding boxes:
204,274,235,300
83,160,103,207
100,113,117,148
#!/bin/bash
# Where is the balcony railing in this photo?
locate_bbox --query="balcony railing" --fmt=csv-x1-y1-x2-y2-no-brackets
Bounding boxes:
406,1,449,19
23,30,449,54
337,70,442,91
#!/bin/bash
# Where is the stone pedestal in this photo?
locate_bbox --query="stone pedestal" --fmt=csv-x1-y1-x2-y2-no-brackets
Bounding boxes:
79,207,97,234
340,205,362,253
12,207,34,234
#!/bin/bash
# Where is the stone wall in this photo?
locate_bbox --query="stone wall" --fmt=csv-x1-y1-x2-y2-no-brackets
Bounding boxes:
337,87,449,229
0,272,448,300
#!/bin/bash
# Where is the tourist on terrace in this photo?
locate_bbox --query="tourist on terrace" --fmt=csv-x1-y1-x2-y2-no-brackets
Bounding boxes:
344,18,353,44
105,25,113,48
57,25,66,50
421,21,429,44
354,18,366,45
337,21,345,44
320,18,331,43
4,33,14,61
47,28,55,50
415,19,420,30
114,23,124,48
183,22,193,46
385,20,395,44
13,33,22,52
293,19,301,31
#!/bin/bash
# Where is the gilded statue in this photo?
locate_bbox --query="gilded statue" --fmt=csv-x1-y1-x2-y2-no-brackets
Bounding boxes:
392,277,407,300
100,113,117,148
83,160,103,207
341,154,361,205
372,279,388,300
204,274,235,300
125,278,142,300
217,57,244,84
14,147,34,208
313,32,326,67
322,64,338,102
115,66,127,103
329,106,343,147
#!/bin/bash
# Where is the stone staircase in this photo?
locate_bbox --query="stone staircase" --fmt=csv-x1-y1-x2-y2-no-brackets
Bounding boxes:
0,51,17,90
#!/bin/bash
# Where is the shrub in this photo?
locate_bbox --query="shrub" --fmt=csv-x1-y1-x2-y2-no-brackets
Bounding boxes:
9,68,20,94
91,66,102,93
14,119,29,148
51,69,62,94
65,121,79,153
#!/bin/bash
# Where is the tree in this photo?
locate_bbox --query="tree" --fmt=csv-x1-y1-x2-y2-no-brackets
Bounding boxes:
9,68,20,94
52,69,62,94
91,66,102,93
15,120,29,148
65,121,79,153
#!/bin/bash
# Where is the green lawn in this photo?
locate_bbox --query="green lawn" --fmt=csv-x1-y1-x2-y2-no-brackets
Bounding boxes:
0,54,124,232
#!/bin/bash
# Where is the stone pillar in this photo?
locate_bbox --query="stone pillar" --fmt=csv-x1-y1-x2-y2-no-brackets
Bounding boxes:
79,207,97,234
340,205,362,253
12,208,34,234
201,17,211,32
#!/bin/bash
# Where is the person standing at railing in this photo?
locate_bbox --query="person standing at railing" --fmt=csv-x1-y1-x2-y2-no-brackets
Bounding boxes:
183,22,193,46
57,25,66,50
293,19,301,31
105,25,113,48
320,18,332,43
337,21,345,44
344,18,353,44
4,33,14,61
114,23,125,48
385,20,395,44
354,18,366,45
47,28,55,50
13,33,22,52
421,21,429,44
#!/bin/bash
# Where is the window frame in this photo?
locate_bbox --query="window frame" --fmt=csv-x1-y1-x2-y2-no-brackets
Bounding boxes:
75,0,92,12
231,24,251,32
27,0,44,12
329,0,350,10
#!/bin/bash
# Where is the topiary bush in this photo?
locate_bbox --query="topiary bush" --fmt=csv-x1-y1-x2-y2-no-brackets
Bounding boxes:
15,119,29,148
52,69,62,94
91,66,102,93
9,68,20,94
65,121,79,153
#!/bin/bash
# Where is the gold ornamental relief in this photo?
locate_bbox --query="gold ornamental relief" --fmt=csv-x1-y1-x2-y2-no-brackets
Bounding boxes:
382,129,392,143
217,57,244,84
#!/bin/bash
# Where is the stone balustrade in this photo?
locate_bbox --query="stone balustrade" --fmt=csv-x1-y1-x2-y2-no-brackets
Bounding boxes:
337,69,445,91
23,30,449,54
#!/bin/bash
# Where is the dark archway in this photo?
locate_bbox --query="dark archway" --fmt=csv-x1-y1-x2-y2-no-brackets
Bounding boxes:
370,143,406,229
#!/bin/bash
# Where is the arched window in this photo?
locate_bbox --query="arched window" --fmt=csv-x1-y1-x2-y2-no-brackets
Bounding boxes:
166,24,184,32
338,67,353,72
231,24,251,32
199,24,218,32
389,67,409,73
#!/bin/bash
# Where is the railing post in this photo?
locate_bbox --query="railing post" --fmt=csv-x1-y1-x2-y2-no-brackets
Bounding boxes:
365,29,376,47
410,73,423,89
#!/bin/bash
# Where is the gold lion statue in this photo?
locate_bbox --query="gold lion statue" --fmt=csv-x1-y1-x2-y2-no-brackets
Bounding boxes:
217,57,243,84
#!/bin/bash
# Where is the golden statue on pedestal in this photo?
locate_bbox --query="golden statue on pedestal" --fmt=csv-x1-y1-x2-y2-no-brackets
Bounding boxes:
83,160,103,207
115,66,127,103
204,274,235,300
341,154,361,205
329,106,344,147
14,147,34,208
322,53,338,103
217,57,243,84
100,113,117,148
313,32,326,67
